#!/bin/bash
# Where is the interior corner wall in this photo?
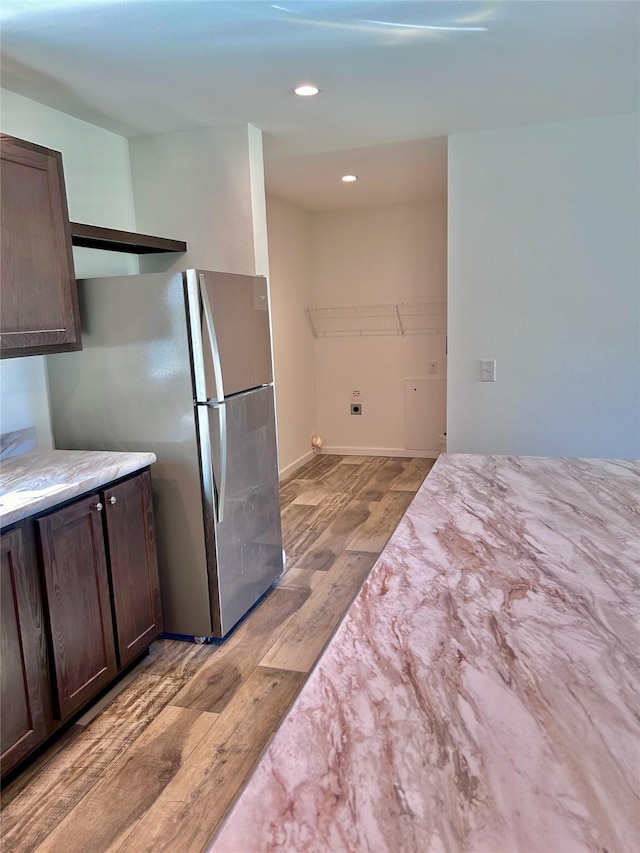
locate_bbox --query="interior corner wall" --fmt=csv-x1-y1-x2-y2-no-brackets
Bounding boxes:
266,196,317,476
248,125,270,277
0,89,138,452
447,113,640,459
129,125,262,276
311,202,447,455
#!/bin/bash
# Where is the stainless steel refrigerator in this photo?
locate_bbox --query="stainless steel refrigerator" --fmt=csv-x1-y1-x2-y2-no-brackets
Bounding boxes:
47,269,284,640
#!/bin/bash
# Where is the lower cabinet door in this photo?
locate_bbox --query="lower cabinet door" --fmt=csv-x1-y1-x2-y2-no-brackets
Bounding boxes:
103,471,163,667
1,525,51,774
38,496,117,721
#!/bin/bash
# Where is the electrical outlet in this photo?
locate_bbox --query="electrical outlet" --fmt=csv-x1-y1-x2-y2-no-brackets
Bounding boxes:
351,390,361,401
428,361,438,375
350,403,362,415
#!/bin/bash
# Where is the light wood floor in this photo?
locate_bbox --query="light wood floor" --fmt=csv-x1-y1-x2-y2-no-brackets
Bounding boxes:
1,453,434,853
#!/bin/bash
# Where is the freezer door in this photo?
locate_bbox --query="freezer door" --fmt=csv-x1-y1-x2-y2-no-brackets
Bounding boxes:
186,269,273,402
198,385,283,637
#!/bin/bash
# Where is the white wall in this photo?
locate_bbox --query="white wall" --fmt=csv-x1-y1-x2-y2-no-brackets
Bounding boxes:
129,124,266,276
0,90,138,452
266,196,317,476
0,97,276,464
448,113,640,459
311,202,447,455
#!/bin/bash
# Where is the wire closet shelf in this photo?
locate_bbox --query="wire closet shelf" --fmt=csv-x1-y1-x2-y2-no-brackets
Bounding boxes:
306,302,447,337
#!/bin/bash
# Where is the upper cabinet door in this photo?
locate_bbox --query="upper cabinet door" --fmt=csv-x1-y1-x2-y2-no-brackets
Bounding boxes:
0,134,81,358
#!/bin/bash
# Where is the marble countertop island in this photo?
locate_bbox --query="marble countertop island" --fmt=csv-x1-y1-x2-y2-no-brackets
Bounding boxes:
211,453,640,853
0,449,156,527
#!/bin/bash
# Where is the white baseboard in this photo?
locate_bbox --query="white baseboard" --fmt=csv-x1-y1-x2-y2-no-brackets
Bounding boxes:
320,446,440,459
279,449,315,480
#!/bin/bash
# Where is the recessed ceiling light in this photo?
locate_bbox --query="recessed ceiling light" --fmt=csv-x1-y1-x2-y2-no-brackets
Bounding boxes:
341,175,358,183
293,84,320,97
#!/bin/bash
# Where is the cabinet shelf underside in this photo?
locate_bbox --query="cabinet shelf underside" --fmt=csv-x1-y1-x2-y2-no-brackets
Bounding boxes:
70,223,187,254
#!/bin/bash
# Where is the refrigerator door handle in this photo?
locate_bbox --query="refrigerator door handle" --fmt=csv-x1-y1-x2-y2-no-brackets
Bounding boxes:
199,272,225,402
215,401,228,524
197,399,227,525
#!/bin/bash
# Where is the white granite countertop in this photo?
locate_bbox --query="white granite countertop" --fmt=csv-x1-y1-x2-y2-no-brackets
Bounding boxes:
0,449,157,528
211,453,640,853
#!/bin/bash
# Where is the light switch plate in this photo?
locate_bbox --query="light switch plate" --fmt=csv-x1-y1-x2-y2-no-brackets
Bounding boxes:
480,360,496,382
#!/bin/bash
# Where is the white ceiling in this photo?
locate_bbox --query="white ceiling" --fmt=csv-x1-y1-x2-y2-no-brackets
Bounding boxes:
0,1,638,211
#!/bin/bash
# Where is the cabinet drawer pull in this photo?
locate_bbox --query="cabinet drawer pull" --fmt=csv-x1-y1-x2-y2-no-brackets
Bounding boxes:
92,502,103,512
108,496,117,505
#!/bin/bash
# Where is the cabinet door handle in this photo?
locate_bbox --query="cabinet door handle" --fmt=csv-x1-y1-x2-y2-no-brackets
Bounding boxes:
92,502,103,512
108,496,117,505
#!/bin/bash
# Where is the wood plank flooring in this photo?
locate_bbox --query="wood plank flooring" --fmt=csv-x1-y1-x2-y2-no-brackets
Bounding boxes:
0,453,434,853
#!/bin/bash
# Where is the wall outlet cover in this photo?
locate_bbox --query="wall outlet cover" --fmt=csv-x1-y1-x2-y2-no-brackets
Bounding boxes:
350,403,362,415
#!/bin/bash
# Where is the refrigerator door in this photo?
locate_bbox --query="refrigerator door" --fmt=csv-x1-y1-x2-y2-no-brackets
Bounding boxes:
197,385,283,637
186,269,273,402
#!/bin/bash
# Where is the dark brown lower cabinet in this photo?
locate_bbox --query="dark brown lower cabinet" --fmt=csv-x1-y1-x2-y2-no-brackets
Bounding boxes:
103,471,162,668
0,523,53,775
0,468,162,778
38,495,118,720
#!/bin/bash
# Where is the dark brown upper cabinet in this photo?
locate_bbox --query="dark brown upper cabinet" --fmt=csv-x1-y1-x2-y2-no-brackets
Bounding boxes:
0,134,81,359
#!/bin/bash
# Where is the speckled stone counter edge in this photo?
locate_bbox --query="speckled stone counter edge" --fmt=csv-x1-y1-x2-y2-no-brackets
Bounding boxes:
0,449,157,527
